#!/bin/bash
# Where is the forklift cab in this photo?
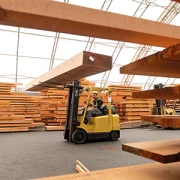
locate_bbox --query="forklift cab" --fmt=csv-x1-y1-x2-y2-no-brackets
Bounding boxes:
64,81,120,144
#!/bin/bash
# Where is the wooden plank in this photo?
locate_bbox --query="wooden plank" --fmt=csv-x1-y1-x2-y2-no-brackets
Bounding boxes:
0,120,33,124
75,165,86,173
120,121,152,128
0,123,34,127
120,108,151,112
25,51,112,91
120,43,180,78
141,115,180,128
33,123,45,127
0,0,180,47
36,162,180,180
119,100,154,104
45,126,65,131
133,85,180,99
76,160,90,173
122,138,180,163
0,127,29,132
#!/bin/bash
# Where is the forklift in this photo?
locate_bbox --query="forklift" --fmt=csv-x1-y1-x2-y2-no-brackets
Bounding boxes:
152,83,176,115
63,80,120,144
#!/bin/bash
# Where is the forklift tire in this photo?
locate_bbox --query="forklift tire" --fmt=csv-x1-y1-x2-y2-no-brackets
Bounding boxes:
72,129,87,144
110,131,119,141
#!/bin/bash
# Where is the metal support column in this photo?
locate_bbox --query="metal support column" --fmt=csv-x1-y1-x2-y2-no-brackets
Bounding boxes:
15,27,20,92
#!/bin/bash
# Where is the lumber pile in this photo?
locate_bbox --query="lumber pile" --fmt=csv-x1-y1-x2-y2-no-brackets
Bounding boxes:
0,82,22,95
117,100,154,121
0,83,45,132
0,95,42,123
108,85,154,122
122,138,180,163
40,88,71,127
0,100,34,132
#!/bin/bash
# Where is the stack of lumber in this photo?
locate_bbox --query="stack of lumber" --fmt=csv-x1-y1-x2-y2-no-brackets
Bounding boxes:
0,99,34,132
40,89,68,126
107,85,154,122
108,85,142,102
117,99,154,121
0,95,43,124
0,82,22,95
0,83,45,132
79,78,95,87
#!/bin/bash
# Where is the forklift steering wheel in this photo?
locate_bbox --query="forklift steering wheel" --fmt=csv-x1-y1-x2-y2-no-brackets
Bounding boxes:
88,103,93,107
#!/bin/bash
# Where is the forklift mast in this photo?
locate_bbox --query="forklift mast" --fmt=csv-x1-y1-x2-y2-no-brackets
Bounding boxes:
64,80,83,142
154,83,166,115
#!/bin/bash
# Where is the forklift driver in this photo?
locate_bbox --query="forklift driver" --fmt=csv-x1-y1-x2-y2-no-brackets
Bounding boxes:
84,93,103,124
92,92,103,109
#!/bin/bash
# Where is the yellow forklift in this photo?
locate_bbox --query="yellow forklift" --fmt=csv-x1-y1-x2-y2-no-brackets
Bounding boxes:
64,80,120,144
152,83,176,115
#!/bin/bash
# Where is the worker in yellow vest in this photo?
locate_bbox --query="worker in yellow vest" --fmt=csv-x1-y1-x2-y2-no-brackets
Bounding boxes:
83,92,103,124
92,92,103,109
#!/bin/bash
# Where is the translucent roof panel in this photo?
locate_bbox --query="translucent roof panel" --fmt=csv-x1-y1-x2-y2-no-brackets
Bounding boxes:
173,79,180,85
0,25,18,31
108,0,141,16
55,38,87,60
19,32,55,58
69,0,105,10
0,30,18,55
0,55,16,82
18,57,50,86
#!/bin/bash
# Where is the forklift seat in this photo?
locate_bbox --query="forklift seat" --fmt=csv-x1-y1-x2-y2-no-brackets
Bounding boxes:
100,105,108,115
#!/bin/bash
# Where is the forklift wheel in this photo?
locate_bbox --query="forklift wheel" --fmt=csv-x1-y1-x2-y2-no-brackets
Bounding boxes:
72,129,87,144
110,131,119,141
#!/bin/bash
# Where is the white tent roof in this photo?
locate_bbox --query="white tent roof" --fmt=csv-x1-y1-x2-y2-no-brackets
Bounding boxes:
0,0,180,90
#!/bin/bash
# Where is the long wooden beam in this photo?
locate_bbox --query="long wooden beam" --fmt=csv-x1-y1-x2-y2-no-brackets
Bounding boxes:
120,43,180,78
0,0,180,47
25,51,112,91
141,115,180,128
36,162,180,180
132,85,180,99
122,138,180,163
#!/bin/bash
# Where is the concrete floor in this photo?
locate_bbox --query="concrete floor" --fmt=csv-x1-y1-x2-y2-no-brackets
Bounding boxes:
0,127,179,180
